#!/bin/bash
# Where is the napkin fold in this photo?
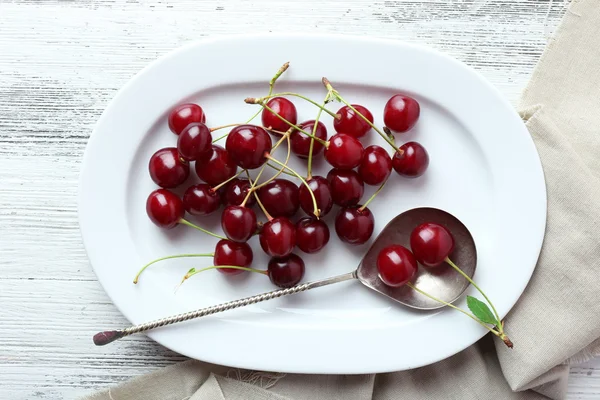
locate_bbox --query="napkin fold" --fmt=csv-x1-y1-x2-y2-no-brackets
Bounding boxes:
83,0,600,399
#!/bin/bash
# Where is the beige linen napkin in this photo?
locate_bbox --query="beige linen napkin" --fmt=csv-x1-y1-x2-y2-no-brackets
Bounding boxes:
84,0,600,399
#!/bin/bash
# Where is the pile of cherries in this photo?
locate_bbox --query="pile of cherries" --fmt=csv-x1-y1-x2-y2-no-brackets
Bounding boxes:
142,65,430,289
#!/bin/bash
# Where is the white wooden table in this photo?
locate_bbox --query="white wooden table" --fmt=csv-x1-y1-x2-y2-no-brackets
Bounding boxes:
1,1,598,399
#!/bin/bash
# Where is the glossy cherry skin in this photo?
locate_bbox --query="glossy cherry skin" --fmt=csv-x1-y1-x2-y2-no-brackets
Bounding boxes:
261,97,297,134
259,217,296,257
168,103,206,135
195,145,237,186
291,120,327,158
335,206,374,245
392,142,429,178
182,184,220,216
221,205,257,243
225,125,272,169
377,245,418,287
177,123,212,161
324,133,364,169
295,217,330,254
410,222,455,267
333,104,373,138
257,179,299,218
222,178,256,207
299,176,333,218
327,169,364,207
268,254,305,288
148,147,189,188
213,239,253,275
358,145,392,186
146,189,184,229
383,95,420,133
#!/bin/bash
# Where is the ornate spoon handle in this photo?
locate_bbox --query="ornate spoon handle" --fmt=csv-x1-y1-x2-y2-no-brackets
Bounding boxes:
93,271,357,346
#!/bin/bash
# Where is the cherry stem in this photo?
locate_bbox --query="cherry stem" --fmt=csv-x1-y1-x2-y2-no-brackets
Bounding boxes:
265,154,320,218
182,265,268,284
445,257,503,332
241,166,266,207
406,282,496,334
212,132,229,143
307,91,331,179
253,102,328,146
322,77,400,152
248,92,339,120
211,169,245,191
266,161,294,177
179,219,226,240
245,170,272,220
210,122,244,133
133,253,213,284
245,62,290,124
359,180,387,211
250,130,292,191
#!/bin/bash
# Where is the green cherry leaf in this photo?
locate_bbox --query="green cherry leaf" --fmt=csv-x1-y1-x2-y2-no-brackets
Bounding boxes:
467,296,498,325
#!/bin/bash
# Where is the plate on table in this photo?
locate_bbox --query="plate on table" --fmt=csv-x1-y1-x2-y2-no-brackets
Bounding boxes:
79,34,546,373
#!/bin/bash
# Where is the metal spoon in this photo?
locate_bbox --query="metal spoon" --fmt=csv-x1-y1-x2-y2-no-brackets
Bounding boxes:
93,207,476,346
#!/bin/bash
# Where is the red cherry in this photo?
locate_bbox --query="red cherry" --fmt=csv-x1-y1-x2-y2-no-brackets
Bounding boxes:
148,147,189,188
177,123,212,161
259,217,296,257
183,184,220,216
221,205,257,243
146,189,184,229
392,142,429,178
335,206,374,245
299,176,333,218
324,133,364,169
327,169,364,207
225,125,272,169
168,103,206,135
195,145,237,186
290,120,327,158
383,95,420,133
377,245,418,287
358,145,392,186
410,222,455,267
295,217,330,254
222,178,256,207
257,179,299,218
261,97,297,134
268,254,305,288
333,104,373,138
213,239,253,275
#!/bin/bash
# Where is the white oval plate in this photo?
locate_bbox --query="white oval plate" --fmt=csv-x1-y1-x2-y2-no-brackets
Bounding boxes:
79,34,546,373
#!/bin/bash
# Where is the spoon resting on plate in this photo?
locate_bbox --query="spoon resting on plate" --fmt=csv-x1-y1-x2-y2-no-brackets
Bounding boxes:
93,207,485,346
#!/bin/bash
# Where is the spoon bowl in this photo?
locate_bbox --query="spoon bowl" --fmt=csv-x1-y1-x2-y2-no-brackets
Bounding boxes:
357,207,477,310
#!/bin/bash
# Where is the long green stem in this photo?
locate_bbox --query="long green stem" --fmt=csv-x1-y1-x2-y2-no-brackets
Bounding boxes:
406,282,499,336
179,219,226,240
245,170,272,220
359,180,387,211
252,133,291,191
257,103,328,146
266,155,319,218
245,62,289,124
266,161,294,177
253,92,339,119
133,253,213,284
323,77,399,152
241,166,266,207
212,169,245,191
182,265,268,283
445,257,503,330
307,92,330,179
